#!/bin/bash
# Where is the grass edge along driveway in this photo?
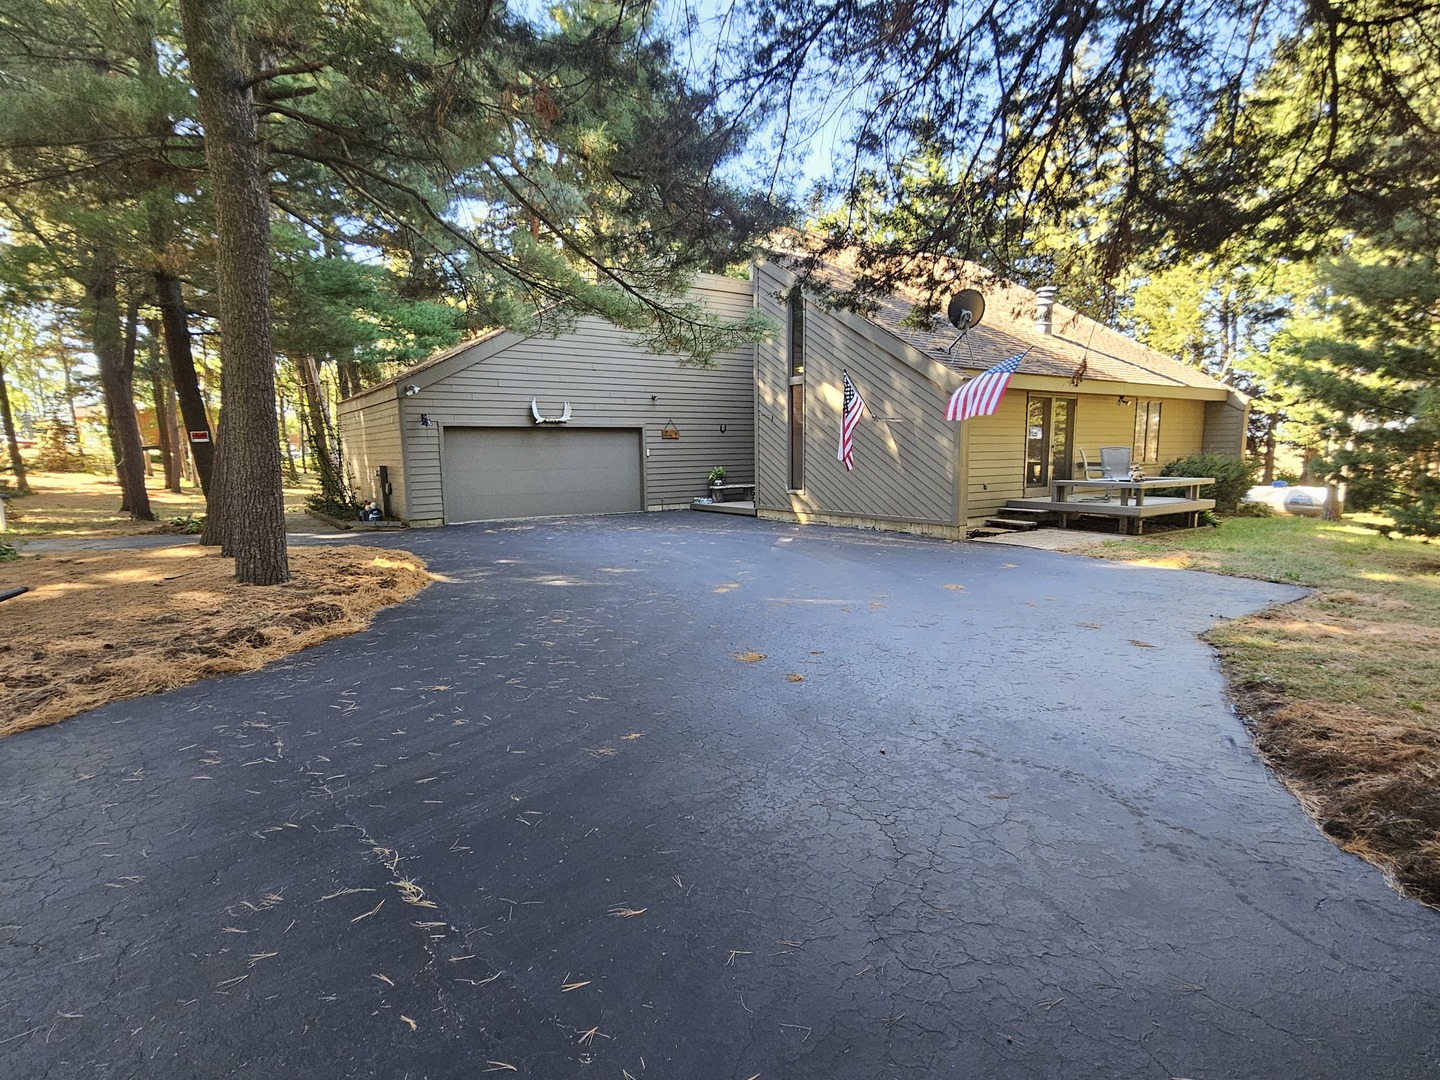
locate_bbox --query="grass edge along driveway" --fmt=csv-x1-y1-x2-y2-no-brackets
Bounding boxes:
1091,515,1440,908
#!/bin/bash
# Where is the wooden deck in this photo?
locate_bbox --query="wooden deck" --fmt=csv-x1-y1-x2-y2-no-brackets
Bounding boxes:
1003,494,1215,535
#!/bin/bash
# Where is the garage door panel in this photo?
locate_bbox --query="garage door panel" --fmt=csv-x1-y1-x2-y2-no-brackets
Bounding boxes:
443,427,643,522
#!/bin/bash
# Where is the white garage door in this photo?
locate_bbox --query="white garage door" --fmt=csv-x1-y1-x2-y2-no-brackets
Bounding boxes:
442,427,644,523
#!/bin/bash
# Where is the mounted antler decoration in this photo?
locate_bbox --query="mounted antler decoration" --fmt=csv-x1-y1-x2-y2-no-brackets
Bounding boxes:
531,398,572,424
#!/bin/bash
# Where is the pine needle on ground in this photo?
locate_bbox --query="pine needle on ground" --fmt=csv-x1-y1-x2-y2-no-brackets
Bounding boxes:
0,545,431,739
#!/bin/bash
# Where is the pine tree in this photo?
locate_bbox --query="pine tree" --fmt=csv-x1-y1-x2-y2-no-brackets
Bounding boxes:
4,0,783,582
1274,219,1440,535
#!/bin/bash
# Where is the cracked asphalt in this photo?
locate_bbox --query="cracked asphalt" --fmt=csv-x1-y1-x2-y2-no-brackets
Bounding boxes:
3,513,1437,1079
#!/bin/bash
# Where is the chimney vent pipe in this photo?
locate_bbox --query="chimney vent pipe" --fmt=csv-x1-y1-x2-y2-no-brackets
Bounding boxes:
1034,286,1058,335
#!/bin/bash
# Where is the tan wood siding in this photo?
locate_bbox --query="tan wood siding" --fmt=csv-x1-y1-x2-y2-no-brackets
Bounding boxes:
1203,394,1249,457
1070,394,1209,473
1158,398,1205,464
1073,395,1146,466
964,395,1028,519
754,264,791,509
346,275,756,522
406,420,445,521
752,262,960,527
338,397,407,517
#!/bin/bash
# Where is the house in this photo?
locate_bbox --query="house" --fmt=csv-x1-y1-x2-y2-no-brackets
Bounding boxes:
751,256,1245,538
338,256,1243,534
336,274,757,525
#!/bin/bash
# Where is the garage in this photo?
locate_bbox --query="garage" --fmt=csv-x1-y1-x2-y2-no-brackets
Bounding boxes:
337,275,756,526
441,427,644,523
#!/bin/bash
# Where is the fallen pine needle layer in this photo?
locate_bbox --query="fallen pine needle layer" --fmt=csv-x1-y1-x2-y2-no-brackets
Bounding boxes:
0,544,431,739
1230,680,1440,910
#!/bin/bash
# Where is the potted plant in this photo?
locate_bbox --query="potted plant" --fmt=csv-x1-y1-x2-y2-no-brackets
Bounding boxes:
708,465,726,500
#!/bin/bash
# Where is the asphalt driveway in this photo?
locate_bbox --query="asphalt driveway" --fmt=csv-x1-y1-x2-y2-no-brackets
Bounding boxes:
3,513,1437,1079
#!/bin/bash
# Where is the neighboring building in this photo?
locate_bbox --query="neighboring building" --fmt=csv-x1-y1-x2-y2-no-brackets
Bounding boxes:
752,257,1245,538
337,274,756,525
339,256,1244,533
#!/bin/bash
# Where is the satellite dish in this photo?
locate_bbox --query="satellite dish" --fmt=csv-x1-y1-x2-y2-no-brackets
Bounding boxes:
947,289,985,330
943,289,986,356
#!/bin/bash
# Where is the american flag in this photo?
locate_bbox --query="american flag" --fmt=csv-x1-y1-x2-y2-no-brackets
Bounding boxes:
837,371,867,472
945,352,1024,422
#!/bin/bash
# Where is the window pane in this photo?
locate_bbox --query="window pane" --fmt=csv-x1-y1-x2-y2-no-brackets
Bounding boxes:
1025,397,1049,486
1051,399,1074,481
788,381,805,489
1146,402,1162,462
788,292,804,375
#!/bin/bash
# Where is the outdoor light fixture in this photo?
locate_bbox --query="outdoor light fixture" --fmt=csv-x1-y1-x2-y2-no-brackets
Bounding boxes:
419,413,432,427
1117,395,1131,405
403,383,421,396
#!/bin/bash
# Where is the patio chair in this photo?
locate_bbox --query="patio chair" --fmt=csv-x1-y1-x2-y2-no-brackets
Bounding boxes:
1075,449,1112,501
1099,446,1132,479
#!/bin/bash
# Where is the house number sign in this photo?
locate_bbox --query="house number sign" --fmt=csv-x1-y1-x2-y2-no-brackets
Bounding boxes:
661,424,680,440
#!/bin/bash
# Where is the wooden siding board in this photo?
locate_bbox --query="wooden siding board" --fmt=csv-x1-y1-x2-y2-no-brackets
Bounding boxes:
338,397,407,517
1202,394,1249,457
1157,399,1205,464
752,262,960,526
964,395,1028,519
753,262,793,507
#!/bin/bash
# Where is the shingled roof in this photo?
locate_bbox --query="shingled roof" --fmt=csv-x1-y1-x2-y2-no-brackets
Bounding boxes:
789,252,1227,392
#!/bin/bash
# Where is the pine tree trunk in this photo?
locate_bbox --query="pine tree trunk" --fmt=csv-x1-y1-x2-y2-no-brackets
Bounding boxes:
101,328,128,507
154,271,215,494
169,383,190,489
56,328,80,453
144,320,181,492
151,365,180,494
297,353,344,501
89,262,155,521
296,402,309,474
104,409,127,504
338,356,362,399
124,302,157,482
277,392,300,485
0,361,30,495
179,0,288,584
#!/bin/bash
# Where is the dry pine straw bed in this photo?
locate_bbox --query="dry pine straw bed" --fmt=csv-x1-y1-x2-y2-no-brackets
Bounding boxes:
1228,675,1440,910
0,545,431,739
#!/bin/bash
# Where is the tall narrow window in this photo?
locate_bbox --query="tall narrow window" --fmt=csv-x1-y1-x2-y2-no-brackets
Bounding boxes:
1134,401,1162,464
787,290,805,490
788,290,805,377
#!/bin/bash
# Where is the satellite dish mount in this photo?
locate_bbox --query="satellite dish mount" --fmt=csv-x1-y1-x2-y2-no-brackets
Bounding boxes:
944,289,986,356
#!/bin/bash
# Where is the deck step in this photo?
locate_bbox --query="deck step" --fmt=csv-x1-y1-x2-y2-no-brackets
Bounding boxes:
999,505,1051,516
983,517,1039,531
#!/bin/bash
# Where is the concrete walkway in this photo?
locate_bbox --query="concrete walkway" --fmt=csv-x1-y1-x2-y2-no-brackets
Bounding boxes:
2,513,1436,1079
